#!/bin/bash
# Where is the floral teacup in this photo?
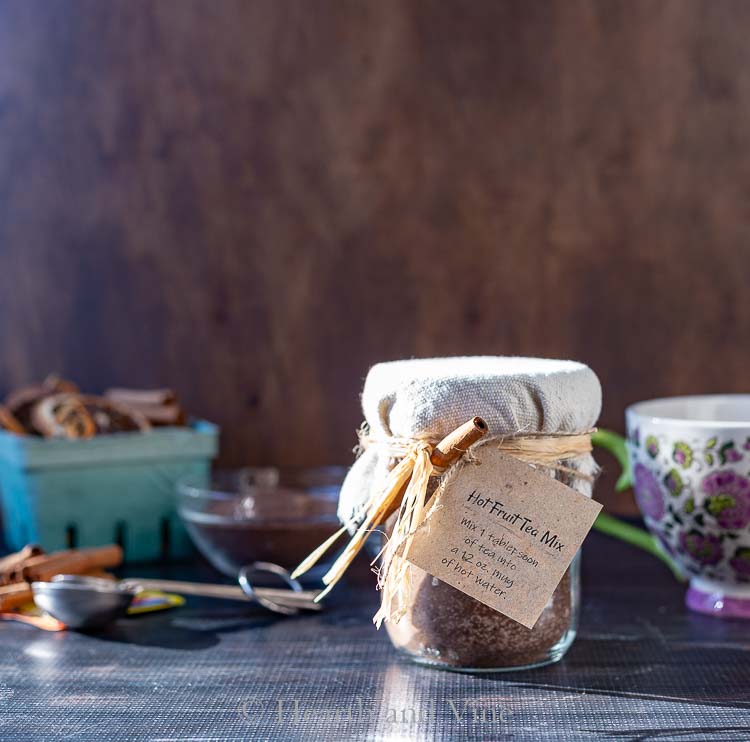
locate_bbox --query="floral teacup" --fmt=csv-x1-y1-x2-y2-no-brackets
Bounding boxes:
626,395,750,618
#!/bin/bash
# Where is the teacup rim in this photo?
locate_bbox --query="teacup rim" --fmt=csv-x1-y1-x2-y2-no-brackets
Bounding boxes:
627,394,750,429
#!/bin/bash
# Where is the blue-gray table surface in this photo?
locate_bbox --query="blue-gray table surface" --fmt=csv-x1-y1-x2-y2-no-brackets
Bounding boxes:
0,531,748,742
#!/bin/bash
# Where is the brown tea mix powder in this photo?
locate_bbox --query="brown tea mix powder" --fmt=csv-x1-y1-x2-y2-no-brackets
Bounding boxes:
380,467,579,669
385,565,571,669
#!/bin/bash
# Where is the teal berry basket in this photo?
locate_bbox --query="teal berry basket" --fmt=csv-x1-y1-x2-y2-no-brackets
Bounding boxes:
0,420,218,562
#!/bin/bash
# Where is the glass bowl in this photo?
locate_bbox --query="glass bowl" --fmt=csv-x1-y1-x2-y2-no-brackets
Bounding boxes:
177,467,346,578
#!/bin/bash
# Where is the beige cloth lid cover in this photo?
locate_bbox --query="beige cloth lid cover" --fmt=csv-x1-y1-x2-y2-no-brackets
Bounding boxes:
338,356,602,525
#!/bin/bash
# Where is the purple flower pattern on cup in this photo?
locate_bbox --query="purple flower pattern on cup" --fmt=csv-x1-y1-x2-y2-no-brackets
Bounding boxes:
663,468,683,497
702,470,750,530
672,442,693,469
678,531,723,566
730,548,750,581
719,442,742,464
633,463,664,520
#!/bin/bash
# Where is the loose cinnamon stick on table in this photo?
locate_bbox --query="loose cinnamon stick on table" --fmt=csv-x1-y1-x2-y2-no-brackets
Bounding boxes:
0,545,43,584
21,545,123,583
0,582,33,612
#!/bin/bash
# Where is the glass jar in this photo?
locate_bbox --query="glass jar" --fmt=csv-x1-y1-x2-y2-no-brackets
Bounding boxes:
384,553,580,672
340,356,600,672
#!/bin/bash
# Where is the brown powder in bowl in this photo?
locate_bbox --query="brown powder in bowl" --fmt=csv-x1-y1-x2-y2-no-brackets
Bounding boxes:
385,563,573,670
180,488,340,577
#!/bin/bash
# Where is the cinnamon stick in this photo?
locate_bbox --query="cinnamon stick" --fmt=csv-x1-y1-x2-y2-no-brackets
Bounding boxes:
0,545,43,584
126,404,186,426
430,416,489,468
292,417,490,588
381,416,488,522
22,545,123,582
105,388,177,406
0,582,33,611
104,388,186,426
0,405,26,435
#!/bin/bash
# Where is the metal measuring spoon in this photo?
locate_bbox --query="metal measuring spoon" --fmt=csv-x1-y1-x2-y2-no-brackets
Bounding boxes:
31,575,137,630
31,562,320,629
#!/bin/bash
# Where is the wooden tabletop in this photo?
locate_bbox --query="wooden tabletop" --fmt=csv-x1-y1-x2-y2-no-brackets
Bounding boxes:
0,530,748,741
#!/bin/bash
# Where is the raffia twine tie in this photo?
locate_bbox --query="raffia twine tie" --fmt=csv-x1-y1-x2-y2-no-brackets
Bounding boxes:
292,419,595,628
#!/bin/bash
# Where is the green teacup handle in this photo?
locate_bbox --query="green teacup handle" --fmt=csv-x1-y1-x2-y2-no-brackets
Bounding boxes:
591,430,685,581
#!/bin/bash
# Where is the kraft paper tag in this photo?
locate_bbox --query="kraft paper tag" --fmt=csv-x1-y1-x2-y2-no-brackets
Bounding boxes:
405,448,602,629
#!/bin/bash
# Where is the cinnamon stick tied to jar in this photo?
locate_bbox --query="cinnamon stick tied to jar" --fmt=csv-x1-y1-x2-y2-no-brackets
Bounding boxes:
292,417,489,615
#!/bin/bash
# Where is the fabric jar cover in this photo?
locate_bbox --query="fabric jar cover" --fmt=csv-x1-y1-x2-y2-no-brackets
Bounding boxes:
338,356,602,527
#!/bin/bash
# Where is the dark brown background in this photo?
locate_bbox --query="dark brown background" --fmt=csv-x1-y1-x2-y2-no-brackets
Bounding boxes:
1,1,749,511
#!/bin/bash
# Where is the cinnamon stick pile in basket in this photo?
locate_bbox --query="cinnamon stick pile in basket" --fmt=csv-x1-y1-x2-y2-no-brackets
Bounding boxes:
0,374,188,440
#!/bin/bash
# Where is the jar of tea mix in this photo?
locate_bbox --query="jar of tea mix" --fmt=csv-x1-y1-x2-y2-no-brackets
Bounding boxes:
337,357,601,671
